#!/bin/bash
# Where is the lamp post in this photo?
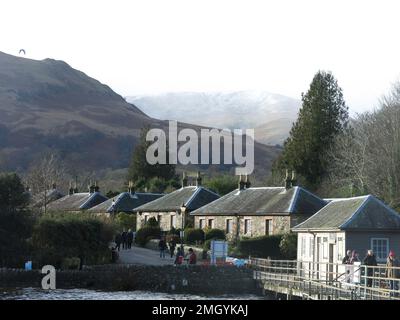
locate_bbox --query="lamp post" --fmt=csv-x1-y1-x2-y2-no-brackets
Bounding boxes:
180,204,187,250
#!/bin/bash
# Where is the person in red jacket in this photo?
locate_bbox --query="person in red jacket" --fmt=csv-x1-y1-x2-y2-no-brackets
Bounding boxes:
188,248,197,265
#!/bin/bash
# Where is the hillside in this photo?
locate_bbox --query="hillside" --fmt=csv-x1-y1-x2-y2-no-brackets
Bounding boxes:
0,52,281,186
127,91,300,145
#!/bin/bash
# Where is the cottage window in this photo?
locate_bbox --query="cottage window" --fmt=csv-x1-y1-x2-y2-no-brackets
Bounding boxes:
226,219,233,234
265,219,273,236
244,219,252,235
371,238,389,262
144,215,149,224
323,237,328,259
199,219,205,229
208,219,214,229
170,215,176,228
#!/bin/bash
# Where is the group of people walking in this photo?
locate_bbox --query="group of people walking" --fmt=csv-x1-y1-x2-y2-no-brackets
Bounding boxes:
158,237,197,265
342,248,399,294
114,229,135,251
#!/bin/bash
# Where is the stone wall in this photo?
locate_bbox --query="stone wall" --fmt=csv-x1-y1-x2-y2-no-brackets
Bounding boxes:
0,265,258,295
137,211,194,231
194,215,295,239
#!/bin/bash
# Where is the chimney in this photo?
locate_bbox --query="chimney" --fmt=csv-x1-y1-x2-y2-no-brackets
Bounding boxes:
52,182,57,190
88,181,95,194
238,175,245,190
94,181,100,193
245,175,251,189
69,182,74,195
182,172,188,187
128,181,135,194
291,171,297,187
73,176,79,193
196,171,202,187
285,169,291,189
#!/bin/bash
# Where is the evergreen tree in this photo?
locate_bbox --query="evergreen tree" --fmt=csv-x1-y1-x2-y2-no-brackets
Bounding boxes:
272,71,348,189
127,127,176,190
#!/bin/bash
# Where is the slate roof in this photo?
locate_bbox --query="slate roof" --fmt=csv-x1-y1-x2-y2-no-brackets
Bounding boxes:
191,186,327,216
30,188,65,208
88,192,164,214
47,192,108,211
133,186,220,212
293,195,400,231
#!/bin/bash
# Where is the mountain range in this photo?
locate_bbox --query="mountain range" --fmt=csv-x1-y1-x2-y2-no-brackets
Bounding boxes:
0,52,282,187
127,91,300,145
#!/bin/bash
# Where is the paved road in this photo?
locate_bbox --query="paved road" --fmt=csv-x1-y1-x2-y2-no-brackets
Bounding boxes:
117,246,175,266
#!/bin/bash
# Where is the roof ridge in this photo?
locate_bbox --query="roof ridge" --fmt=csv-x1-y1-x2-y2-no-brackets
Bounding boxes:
338,195,371,229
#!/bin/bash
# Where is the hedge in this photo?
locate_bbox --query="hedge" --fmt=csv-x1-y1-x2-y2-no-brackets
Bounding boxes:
237,234,283,259
184,228,205,244
205,228,226,241
135,226,161,246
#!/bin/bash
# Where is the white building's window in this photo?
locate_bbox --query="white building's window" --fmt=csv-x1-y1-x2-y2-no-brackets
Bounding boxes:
170,215,176,228
226,219,233,234
337,237,344,261
244,219,252,235
323,237,328,259
265,219,273,236
301,236,306,257
199,219,205,229
371,238,389,262
309,237,314,258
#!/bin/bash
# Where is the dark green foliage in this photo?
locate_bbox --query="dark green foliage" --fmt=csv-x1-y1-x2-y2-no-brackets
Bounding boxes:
32,214,115,268
237,235,283,259
203,175,237,195
145,216,159,228
0,172,34,267
184,228,205,244
135,226,161,246
106,190,120,198
115,212,136,232
279,233,298,260
204,228,226,241
127,127,176,192
272,71,348,190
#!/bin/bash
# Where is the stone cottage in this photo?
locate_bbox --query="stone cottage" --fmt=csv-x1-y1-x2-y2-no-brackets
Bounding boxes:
190,174,327,241
29,183,64,212
88,182,163,217
293,195,400,270
47,182,108,213
134,173,220,231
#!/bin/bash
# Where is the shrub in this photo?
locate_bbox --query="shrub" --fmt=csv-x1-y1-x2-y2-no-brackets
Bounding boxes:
237,235,283,259
32,215,115,268
184,228,205,244
279,232,297,260
115,212,136,231
145,217,159,228
135,226,161,246
205,228,226,241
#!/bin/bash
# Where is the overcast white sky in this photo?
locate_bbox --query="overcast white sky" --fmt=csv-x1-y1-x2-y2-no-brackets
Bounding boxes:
1,0,400,114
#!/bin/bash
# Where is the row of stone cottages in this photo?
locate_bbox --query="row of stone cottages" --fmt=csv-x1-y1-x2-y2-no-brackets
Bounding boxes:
34,172,400,265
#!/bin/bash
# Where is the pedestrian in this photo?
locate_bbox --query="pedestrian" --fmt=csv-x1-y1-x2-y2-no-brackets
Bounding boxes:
169,238,176,258
342,250,352,264
115,233,122,252
127,229,134,249
363,249,378,287
175,247,184,265
350,250,360,264
121,229,127,250
159,237,167,259
188,248,197,265
386,250,400,296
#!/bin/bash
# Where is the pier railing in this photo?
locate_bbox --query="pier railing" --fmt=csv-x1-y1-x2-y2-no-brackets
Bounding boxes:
249,258,400,300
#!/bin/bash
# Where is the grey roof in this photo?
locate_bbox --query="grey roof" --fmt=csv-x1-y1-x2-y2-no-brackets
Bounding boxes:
47,192,108,211
88,192,164,214
191,186,326,216
133,186,220,212
30,188,64,208
293,195,400,231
